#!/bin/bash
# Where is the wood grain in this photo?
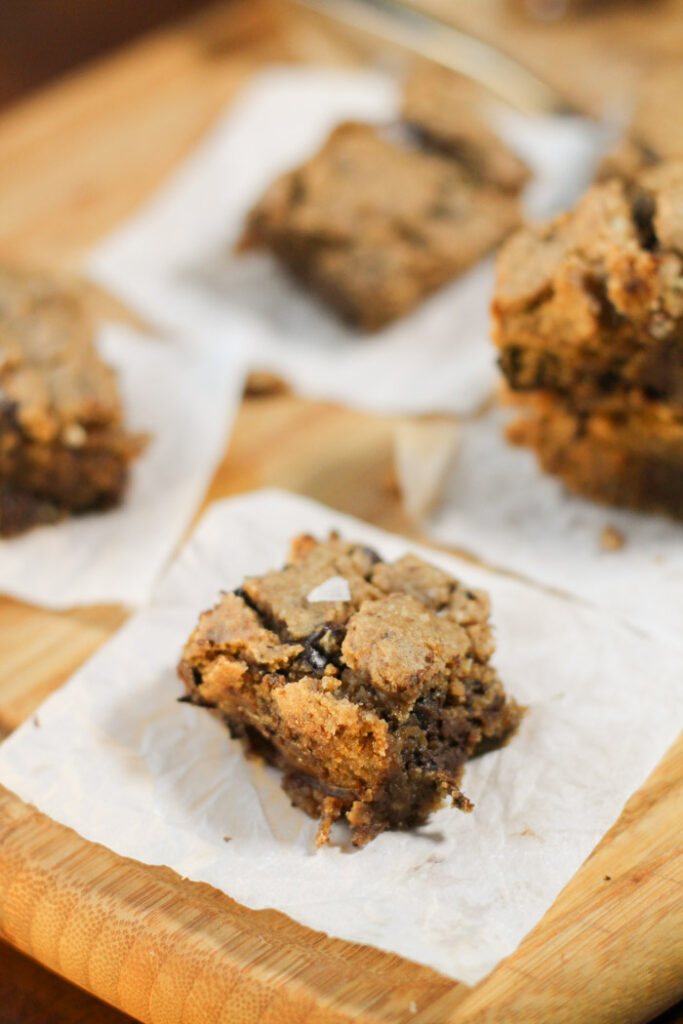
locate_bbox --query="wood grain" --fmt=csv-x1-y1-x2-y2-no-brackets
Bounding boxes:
0,938,137,1024
1,733,681,1024
0,1,681,1021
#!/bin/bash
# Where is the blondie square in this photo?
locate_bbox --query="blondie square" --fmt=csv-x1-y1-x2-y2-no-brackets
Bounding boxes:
493,160,682,517
0,266,144,536
178,534,521,846
493,160,683,411
242,119,523,331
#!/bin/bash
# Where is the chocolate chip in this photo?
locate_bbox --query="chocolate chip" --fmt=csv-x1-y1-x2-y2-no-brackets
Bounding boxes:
631,188,658,252
0,398,19,429
233,585,255,606
302,629,330,673
178,693,217,708
304,644,328,673
232,585,290,640
191,666,202,687
360,546,381,564
583,274,623,331
301,625,347,675
289,174,306,205
501,346,524,383
597,371,620,392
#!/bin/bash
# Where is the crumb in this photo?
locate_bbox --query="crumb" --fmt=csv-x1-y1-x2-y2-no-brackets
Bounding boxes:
223,836,232,843
244,370,290,398
513,825,543,842
601,525,625,552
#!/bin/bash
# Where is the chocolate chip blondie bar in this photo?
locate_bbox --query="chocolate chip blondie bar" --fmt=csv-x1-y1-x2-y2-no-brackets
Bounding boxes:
241,75,527,331
493,160,683,517
178,534,521,847
0,266,144,536
494,161,683,410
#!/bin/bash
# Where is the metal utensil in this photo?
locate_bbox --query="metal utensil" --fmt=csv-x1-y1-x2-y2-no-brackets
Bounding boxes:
289,0,574,115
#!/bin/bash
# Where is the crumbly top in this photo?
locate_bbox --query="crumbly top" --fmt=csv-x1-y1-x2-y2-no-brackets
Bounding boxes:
401,64,530,194
182,534,494,712
493,159,683,339
241,534,380,639
182,592,304,671
0,265,122,443
341,592,471,695
246,121,520,255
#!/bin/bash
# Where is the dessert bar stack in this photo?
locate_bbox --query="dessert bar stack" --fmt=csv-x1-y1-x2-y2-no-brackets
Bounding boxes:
492,160,683,518
0,266,144,536
241,67,529,331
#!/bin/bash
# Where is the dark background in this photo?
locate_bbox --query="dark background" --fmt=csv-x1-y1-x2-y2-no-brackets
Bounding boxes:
0,0,216,109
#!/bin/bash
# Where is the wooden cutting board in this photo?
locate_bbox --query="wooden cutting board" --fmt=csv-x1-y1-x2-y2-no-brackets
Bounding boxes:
0,2,681,1021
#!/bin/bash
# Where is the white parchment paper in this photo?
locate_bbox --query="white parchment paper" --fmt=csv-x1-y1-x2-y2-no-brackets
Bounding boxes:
427,407,683,646
1,489,681,986
88,68,605,415
0,323,244,609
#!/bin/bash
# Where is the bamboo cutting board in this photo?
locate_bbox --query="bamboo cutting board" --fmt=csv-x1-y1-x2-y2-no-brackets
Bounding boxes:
0,2,682,1021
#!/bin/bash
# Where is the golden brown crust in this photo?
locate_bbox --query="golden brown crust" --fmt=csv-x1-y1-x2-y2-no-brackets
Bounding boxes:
0,265,144,536
342,593,471,696
182,592,303,669
178,534,521,846
493,162,683,411
508,396,683,518
494,159,683,517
